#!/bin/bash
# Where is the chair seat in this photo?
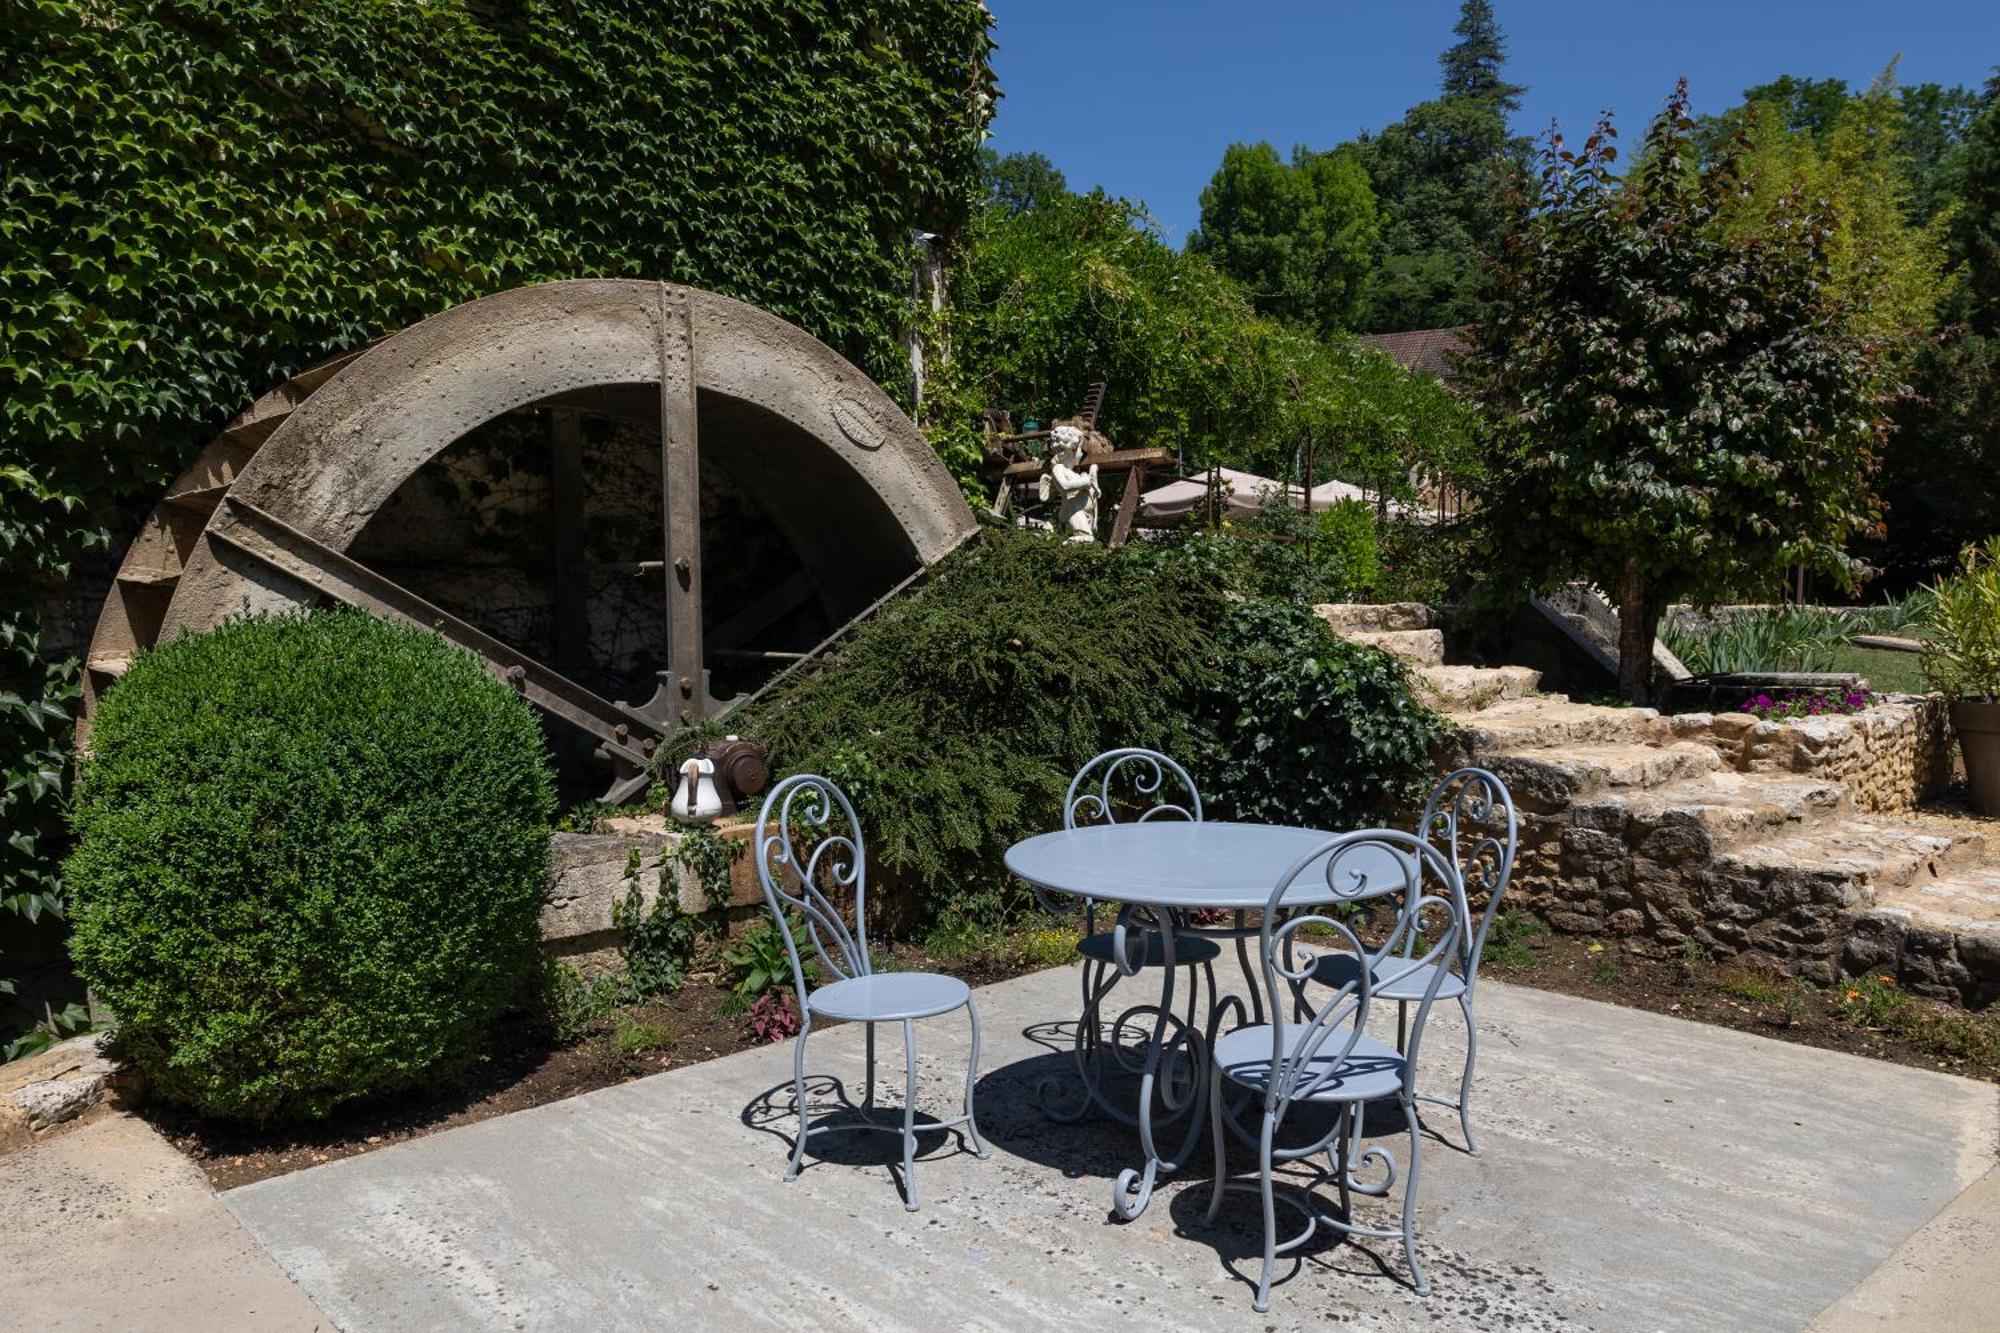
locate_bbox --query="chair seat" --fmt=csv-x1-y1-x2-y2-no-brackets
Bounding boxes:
1212,1026,1407,1103
1308,951,1467,1002
806,971,971,1022
1076,929,1223,969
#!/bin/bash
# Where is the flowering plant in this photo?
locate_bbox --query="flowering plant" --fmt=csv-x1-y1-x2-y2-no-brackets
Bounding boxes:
1738,688,1873,721
747,991,802,1044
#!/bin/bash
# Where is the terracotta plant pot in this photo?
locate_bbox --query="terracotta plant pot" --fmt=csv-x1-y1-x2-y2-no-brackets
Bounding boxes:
1951,698,2000,818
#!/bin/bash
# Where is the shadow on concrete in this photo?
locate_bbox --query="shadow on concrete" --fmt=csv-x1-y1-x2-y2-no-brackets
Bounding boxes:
739,1072,978,1199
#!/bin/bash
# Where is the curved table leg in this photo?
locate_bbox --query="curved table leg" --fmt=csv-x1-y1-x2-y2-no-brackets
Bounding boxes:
1107,906,1212,1222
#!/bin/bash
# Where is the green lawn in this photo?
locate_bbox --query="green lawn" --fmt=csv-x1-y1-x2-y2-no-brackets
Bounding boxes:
1828,644,1928,693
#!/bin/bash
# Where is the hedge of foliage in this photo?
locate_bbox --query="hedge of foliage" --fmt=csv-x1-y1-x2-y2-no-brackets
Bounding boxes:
1194,598,1451,830
921,186,1480,498
0,0,993,1045
750,532,1450,913
65,610,557,1123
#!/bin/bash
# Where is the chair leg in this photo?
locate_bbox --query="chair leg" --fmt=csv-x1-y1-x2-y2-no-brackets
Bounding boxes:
1204,1063,1227,1223
901,1018,921,1212
785,1017,814,1182
1399,1093,1430,1296
1254,1112,1278,1314
964,1001,991,1159
1457,990,1481,1157
1396,999,1408,1055
1336,1103,1353,1221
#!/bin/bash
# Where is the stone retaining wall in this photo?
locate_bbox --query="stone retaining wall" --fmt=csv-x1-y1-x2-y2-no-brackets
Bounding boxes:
543,816,765,970
1666,693,1949,811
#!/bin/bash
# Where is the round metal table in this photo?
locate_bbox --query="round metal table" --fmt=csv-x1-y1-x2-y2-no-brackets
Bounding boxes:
1005,822,1354,1220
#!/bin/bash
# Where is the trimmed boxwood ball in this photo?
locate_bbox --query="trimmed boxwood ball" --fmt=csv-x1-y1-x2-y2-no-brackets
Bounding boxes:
65,609,555,1124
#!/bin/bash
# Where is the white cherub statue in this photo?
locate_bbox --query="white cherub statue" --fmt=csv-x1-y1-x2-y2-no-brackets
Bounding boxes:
1037,423,1100,543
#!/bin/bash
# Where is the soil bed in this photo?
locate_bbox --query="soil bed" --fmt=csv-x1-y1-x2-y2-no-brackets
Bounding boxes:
1481,928,2000,1084
152,918,2000,1191
150,940,1041,1191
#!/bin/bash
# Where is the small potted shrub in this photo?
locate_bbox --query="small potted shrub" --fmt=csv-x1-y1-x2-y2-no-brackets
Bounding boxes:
1922,539,2000,816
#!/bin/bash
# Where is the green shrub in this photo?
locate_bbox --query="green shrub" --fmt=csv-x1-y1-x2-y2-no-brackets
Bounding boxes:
1313,499,1380,599
747,534,1448,923
1193,599,1450,831
1922,538,2000,701
65,610,555,1124
754,533,1228,905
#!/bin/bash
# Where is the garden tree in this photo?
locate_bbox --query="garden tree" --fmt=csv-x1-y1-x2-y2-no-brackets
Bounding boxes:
1706,70,1957,360
1692,69,1982,226
921,190,1292,483
1952,73,2000,333
1463,85,1885,703
1879,335,2000,582
1189,142,1379,335
1694,75,1853,153
922,188,1465,495
982,149,1069,214
1285,341,1480,510
1438,0,1524,109
1897,81,1985,224
1349,0,1529,331
1875,75,2000,583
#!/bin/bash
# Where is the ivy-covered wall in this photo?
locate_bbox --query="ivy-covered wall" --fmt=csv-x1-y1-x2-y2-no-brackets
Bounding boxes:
0,0,993,1045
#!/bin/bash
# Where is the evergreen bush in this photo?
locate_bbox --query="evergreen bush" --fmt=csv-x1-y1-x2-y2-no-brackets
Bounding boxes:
1193,599,1451,831
753,533,1228,906
65,610,555,1123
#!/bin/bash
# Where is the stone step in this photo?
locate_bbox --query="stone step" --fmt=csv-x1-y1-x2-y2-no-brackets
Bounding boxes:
1423,663,1542,712
1845,865,2000,1006
1875,864,2000,928
1344,627,1443,666
1716,823,1967,907
1313,601,1435,634
1458,697,1671,753
1488,740,1722,812
1571,771,1851,864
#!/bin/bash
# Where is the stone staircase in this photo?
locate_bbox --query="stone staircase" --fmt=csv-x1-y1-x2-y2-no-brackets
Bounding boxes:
1317,603,2000,1007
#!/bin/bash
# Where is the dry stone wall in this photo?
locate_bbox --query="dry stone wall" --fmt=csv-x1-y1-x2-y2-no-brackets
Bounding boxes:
1664,694,1949,811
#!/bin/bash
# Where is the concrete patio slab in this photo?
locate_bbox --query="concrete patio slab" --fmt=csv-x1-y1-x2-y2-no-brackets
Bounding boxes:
1804,1160,2000,1332
224,971,1996,1332
0,1111,329,1332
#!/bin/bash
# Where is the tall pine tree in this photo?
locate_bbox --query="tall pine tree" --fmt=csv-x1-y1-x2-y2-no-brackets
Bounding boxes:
1438,0,1523,110
1351,1,1528,332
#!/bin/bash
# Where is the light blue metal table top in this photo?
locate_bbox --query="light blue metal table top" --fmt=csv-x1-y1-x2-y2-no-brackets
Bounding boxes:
1004,821,1348,910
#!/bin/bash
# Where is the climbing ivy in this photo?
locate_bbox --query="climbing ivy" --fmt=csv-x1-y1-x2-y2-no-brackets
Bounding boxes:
0,0,993,1045
612,826,739,997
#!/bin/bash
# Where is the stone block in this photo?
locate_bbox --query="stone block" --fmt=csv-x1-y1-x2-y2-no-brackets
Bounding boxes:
542,819,761,957
1955,928,2000,982
1708,712,1758,739
1312,601,1434,633
1841,909,1910,973
0,1033,119,1154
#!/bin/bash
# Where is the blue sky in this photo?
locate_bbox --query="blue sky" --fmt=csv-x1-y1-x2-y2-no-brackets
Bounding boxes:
984,1,2000,240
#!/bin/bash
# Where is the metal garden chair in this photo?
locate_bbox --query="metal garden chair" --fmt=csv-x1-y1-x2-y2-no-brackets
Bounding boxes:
1042,748,1222,1114
1061,747,1221,963
755,773,989,1211
1307,767,1518,1154
1206,831,1466,1311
